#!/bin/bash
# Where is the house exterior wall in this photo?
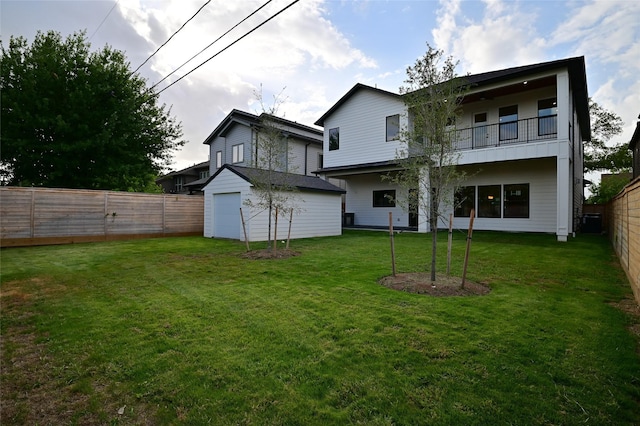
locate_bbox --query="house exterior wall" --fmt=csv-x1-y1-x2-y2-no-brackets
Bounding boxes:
288,138,322,175
322,90,406,168
209,124,254,175
344,174,409,227
209,123,322,177
448,158,558,233
245,190,342,242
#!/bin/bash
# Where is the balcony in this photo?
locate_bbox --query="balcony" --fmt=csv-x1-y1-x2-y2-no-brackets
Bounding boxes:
452,115,558,150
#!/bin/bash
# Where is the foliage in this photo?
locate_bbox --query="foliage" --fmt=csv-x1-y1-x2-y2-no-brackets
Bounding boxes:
244,87,301,249
0,31,184,191
387,44,468,282
1,232,638,424
586,173,630,204
584,99,629,173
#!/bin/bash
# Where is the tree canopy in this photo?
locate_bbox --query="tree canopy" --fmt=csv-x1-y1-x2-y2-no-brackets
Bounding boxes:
584,99,629,173
387,44,468,282
1,30,185,191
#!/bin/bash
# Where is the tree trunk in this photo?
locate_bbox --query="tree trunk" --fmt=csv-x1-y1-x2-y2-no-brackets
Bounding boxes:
267,201,272,251
430,190,438,282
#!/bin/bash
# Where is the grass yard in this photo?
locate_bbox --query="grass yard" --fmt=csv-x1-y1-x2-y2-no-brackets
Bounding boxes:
1,230,639,425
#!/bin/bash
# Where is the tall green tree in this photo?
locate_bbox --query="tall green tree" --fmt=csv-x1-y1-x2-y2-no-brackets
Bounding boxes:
584,99,629,173
387,44,468,283
1,31,184,191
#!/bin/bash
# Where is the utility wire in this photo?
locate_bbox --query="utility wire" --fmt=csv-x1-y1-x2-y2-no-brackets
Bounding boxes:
89,0,119,41
132,0,212,75
152,0,300,96
151,0,273,90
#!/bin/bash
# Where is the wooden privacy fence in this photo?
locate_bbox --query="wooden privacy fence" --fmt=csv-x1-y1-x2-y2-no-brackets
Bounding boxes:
0,187,204,247
607,177,640,304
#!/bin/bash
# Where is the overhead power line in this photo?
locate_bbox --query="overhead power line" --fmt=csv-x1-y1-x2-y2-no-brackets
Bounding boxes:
132,0,212,75
151,0,273,90
152,0,300,96
89,0,119,41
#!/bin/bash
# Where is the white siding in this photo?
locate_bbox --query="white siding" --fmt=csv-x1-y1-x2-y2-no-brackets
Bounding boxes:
245,190,342,241
323,90,406,168
344,174,408,228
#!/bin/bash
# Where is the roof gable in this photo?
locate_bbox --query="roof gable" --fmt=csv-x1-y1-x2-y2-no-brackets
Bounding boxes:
314,83,401,126
204,109,322,145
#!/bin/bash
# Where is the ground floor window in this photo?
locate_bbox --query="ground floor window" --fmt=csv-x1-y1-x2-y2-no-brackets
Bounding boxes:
478,185,502,218
459,183,530,219
504,184,530,218
454,186,475,217
373,190,396,207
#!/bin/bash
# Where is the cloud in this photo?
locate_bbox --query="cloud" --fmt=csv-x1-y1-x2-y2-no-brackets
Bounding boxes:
111,0,378,169
433,0,546,74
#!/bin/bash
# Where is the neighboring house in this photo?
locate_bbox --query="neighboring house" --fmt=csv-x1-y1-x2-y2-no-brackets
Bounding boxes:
156,161,210,195
315,56,591,242
203,165,344,241
202,110,345,241
630,115,640,180
204,109,325,177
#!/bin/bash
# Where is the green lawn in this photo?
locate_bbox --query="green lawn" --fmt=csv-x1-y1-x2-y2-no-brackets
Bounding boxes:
1,231,638,425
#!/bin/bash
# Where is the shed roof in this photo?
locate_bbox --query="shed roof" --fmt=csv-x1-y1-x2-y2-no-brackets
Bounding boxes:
204,164,345,194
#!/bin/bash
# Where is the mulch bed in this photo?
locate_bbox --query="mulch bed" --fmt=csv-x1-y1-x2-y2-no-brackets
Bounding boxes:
379,272,491,297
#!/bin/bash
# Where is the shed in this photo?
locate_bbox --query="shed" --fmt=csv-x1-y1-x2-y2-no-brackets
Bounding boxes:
203,165,345,241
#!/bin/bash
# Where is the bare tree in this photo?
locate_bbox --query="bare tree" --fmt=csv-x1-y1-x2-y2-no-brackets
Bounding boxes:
387,44,469,282
244,87,300,250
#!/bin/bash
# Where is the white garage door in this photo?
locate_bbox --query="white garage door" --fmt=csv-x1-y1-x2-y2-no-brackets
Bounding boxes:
213,193,241,239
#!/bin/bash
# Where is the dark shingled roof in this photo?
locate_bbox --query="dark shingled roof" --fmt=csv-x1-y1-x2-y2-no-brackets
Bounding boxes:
205,164,345,194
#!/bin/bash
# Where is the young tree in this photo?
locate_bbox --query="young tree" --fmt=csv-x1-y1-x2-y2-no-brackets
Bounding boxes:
1,31,184,191
387,44,468,282
244,88,301,250
584,99,629,173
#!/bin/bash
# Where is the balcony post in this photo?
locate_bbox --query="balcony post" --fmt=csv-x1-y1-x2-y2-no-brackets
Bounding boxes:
556,71,570,141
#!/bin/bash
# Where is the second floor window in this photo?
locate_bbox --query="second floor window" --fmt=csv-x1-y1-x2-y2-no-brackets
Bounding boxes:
538,98,557,136
175,176,184,192
216,151,222,168
199,170,209,180
499,105,518,141
386,114,400,141
232,144,244,163
329,127,339,151
318,153,323,169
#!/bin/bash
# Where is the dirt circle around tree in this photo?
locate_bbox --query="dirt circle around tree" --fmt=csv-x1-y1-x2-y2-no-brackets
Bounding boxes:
379,272,491,297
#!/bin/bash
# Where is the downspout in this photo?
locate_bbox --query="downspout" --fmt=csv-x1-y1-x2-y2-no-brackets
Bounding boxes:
304,142,311,175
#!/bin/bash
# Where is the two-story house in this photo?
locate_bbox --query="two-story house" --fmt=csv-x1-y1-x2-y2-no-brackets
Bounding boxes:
156,160,210,195
315,57,590,242
201,109,345,241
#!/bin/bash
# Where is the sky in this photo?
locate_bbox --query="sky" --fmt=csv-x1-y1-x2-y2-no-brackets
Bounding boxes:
2,0,639,184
